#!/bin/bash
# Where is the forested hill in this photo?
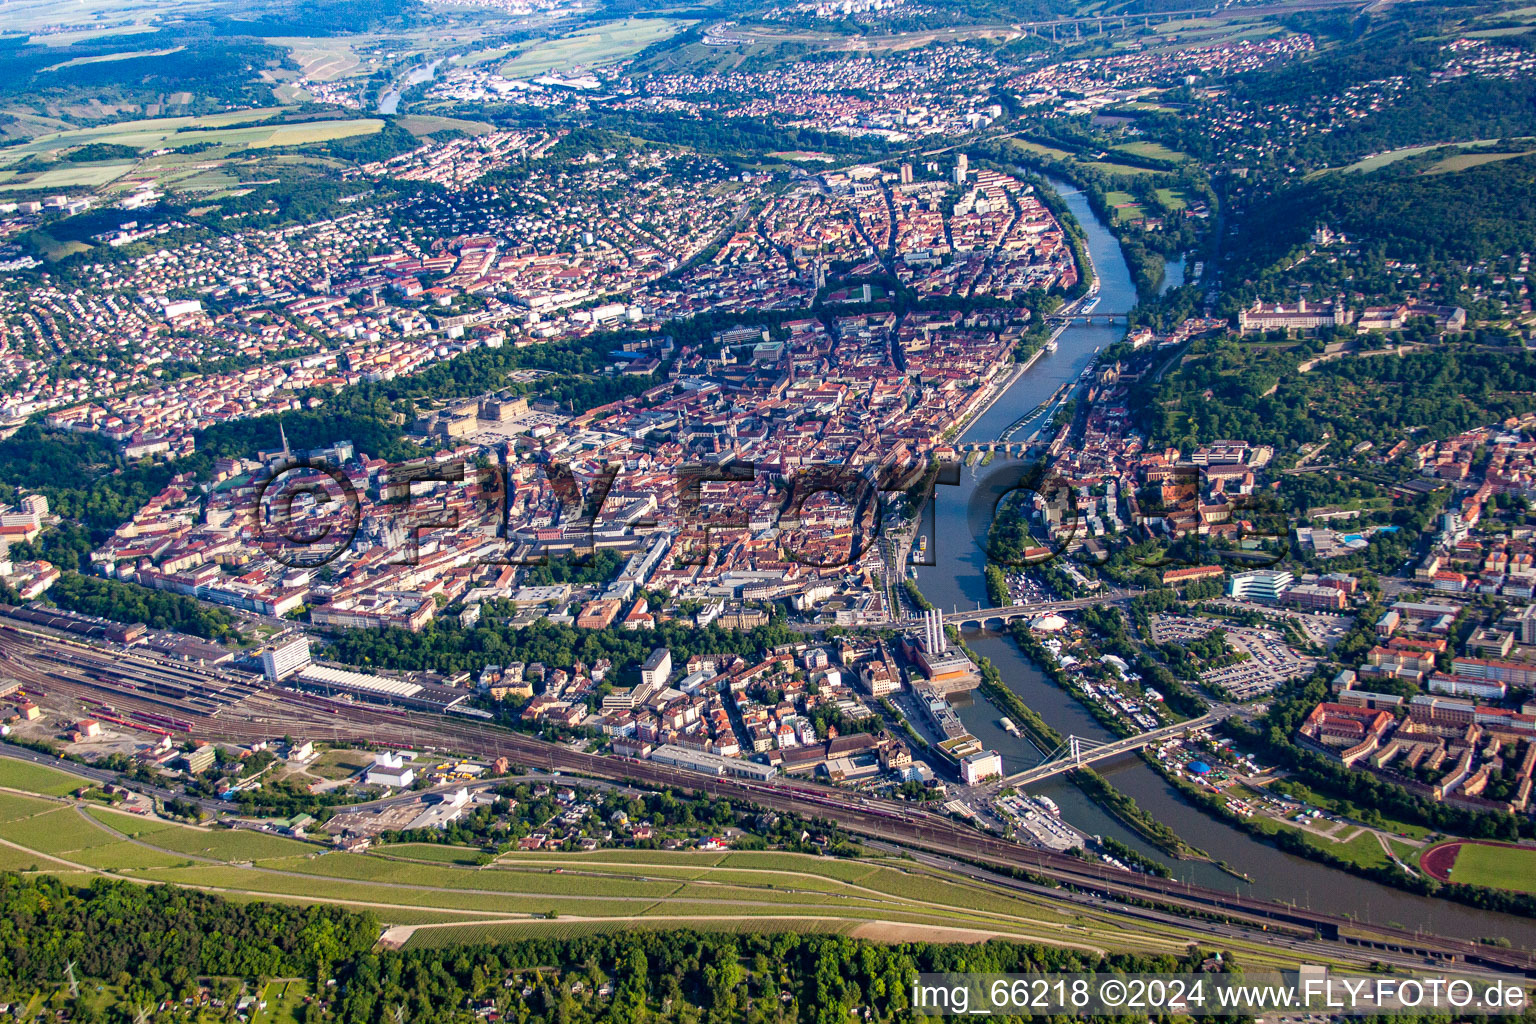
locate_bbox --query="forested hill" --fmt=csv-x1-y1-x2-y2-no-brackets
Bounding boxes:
1231,152,1536,285
1142,344,1536,455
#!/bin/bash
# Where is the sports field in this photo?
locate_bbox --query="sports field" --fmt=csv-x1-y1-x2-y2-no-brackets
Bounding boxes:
499,19,692,77
1422,840,1536,894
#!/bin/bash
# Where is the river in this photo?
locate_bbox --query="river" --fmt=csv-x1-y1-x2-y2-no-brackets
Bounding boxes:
378,59,443,115
913,176,1536,949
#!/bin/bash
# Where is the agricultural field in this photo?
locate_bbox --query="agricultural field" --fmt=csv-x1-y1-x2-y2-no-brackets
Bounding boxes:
1147,16,1285,47
0,0,172,37
3,805,126,858
0,756,92,797
0,789,74,823
1425,149,1536,174
397,916,852,949
499,19,693,77
0,754,1419,969
1325,138,1534,176
397,114,496,138
40,46,186,73
268,38,371,82
0,163,137,192
0,111,380,169
378,842,493,864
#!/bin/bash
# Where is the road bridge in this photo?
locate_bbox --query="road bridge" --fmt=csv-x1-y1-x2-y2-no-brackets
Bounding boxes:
945,594,1118,630
877,594,1124,631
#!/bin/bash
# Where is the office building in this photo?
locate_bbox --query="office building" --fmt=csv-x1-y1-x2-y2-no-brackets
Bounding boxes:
1229,569,1294,603
260,636,312,681
640,648,673,689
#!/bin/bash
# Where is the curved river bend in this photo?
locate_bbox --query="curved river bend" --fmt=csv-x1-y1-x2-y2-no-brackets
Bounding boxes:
913,176,1536,949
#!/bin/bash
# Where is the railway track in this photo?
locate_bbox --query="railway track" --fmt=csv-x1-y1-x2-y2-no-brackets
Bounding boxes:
3,624,1533,976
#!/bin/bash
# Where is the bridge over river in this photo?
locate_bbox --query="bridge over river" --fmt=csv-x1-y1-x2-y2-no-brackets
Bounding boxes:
976,711,1231,792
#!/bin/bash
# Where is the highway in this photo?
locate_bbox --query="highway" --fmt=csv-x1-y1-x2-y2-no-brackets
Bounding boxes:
2,620,1533,977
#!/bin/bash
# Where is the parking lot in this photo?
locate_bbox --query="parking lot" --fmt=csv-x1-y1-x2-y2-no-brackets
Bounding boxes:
1149,614,1316,699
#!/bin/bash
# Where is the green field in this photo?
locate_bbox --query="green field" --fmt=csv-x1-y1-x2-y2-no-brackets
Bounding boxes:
0,757,91,797
267,37,367,82
0,762,1160,951
1324,137,1536,176
1081,160,1157,176
1004,138,1077,163
252,980,311,1024
397,114,495,138
1450,843,1536,894
379,842,491,864
500,19,693,77
399,916,853,949
1114,141,1190,163
4,805,125,856
0,162,136,191
0,845,77,872
1,0,165,37
1104,189,1146,223
1425,150,1536,174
